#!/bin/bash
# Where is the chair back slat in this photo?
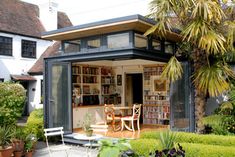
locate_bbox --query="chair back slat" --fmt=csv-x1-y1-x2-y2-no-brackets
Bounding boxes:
132,104,141,119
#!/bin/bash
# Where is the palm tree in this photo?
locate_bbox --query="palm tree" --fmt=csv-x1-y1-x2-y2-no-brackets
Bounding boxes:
145,0,235,132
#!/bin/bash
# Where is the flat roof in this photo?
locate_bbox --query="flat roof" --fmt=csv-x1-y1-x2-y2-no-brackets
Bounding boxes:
42,14,182,42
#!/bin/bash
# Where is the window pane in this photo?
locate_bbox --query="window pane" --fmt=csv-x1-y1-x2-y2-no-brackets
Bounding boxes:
87,38,100,49
135,34,147,49
64,40,81,53
165,42,174,54
21,40,36,58
107,33,129,49
152,39,161,51
0,36,12,56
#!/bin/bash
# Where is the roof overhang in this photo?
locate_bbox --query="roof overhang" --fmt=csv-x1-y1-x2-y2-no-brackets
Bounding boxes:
42,14,182,42
11,74,36,81
44,48,172,63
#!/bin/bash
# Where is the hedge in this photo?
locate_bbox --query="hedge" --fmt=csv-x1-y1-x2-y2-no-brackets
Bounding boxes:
25,109,44,140
181,143,235,157
140,131,235,147
130,139,161,157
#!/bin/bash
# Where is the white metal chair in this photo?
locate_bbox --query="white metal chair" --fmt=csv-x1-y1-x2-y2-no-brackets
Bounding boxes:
121,104,142,132
44,127,71,157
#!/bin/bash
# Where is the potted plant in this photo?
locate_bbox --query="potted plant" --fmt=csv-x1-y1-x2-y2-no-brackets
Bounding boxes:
12,127,26,157
24,133,37,156
24,139,33,157
0,125,15,157
83,113,93,137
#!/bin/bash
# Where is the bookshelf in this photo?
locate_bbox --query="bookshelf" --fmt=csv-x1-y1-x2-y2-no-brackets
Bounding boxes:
143,65,170,125
72,65,100,107
72,65,121,106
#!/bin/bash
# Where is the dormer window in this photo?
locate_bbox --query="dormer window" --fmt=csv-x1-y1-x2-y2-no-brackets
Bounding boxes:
21,40,36,58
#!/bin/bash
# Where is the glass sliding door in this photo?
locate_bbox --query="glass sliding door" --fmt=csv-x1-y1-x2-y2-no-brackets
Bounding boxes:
170,62,194,132
46,61,72,133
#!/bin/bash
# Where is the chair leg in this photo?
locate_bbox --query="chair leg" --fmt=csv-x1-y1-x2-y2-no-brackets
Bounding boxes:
121,119,124,131
132,120,135,132
137,119,140,131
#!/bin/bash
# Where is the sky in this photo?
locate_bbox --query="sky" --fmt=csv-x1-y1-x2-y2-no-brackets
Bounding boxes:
21,0,151,25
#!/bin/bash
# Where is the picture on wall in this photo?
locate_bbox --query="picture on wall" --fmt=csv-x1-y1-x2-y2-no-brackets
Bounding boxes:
117,75,122,86
153,79,167,92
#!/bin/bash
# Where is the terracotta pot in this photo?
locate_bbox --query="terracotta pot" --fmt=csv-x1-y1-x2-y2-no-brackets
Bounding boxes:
25,151,33,157
0,146,14,157
14,151,23,157
12,140,24,152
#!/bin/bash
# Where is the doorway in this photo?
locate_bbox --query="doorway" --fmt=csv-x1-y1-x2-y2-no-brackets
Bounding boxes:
125,73,143,122
125,73,143,105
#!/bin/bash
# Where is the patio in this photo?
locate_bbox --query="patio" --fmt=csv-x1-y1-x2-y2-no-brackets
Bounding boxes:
73,124,168,139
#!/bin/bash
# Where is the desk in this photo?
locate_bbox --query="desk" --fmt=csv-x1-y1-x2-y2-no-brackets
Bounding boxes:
74,134,103,157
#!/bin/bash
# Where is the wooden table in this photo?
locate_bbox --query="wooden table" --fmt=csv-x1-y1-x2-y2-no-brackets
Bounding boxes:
113,106,133,116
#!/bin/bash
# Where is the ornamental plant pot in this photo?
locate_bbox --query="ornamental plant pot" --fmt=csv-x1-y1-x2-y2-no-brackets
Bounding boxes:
25,151,33,157
13,151,23,157
12,140,25,152
0,146,14,157
85,129,93,137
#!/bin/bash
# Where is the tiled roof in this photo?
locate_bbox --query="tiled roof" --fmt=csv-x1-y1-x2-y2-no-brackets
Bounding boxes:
58,12,73,29
28,41,61,75
0,0,45,38
11,74,36,81
0,0,72,38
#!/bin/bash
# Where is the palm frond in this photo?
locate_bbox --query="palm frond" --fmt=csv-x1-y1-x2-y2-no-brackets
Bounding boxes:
220,101,234,111
191,0,225,23
198,30,226,55
193,63,232,97
182,19,210,42
161,56,183,82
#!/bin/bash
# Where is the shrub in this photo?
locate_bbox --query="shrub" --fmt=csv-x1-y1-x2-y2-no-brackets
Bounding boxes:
98,139,131,157
0,82,26,125
130,139,161,157
181,143,235,157
25,109,44,140
141,131,235,147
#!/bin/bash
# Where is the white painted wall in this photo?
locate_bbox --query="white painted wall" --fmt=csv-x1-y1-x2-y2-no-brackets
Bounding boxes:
39,1,58,31
0,32,52,113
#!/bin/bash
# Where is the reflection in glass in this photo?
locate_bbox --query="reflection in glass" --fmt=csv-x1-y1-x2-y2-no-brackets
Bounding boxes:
152,39,161,51
165,42,173,54
87,38,100,49
50,64,71,132
135,33,147,49
107,33,129,49
64,40,81,53
170,62,190,131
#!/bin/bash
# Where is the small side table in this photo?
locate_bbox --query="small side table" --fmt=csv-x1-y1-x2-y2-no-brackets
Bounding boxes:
74,134,103,157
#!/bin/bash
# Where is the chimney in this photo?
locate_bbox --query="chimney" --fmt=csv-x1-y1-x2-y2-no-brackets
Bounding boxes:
39,1,58,31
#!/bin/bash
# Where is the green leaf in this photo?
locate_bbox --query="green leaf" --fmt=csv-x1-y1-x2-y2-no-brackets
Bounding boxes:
161,56,183,82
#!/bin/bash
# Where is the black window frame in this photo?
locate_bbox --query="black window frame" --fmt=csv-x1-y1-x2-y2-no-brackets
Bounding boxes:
21,39,36,58
0,36,12,56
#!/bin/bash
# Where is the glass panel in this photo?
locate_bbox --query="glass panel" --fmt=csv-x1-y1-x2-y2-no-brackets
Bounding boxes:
170,62,190,131
49,63,72,132
87,38,100,49
135,34,147,49
107,33,129,49
152,39,161,51
165,42,174,54
64,40,81,53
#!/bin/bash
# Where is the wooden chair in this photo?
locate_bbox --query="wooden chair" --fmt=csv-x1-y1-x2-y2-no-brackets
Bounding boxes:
104,104,122,131
44,127,71,157
121,104,142,132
